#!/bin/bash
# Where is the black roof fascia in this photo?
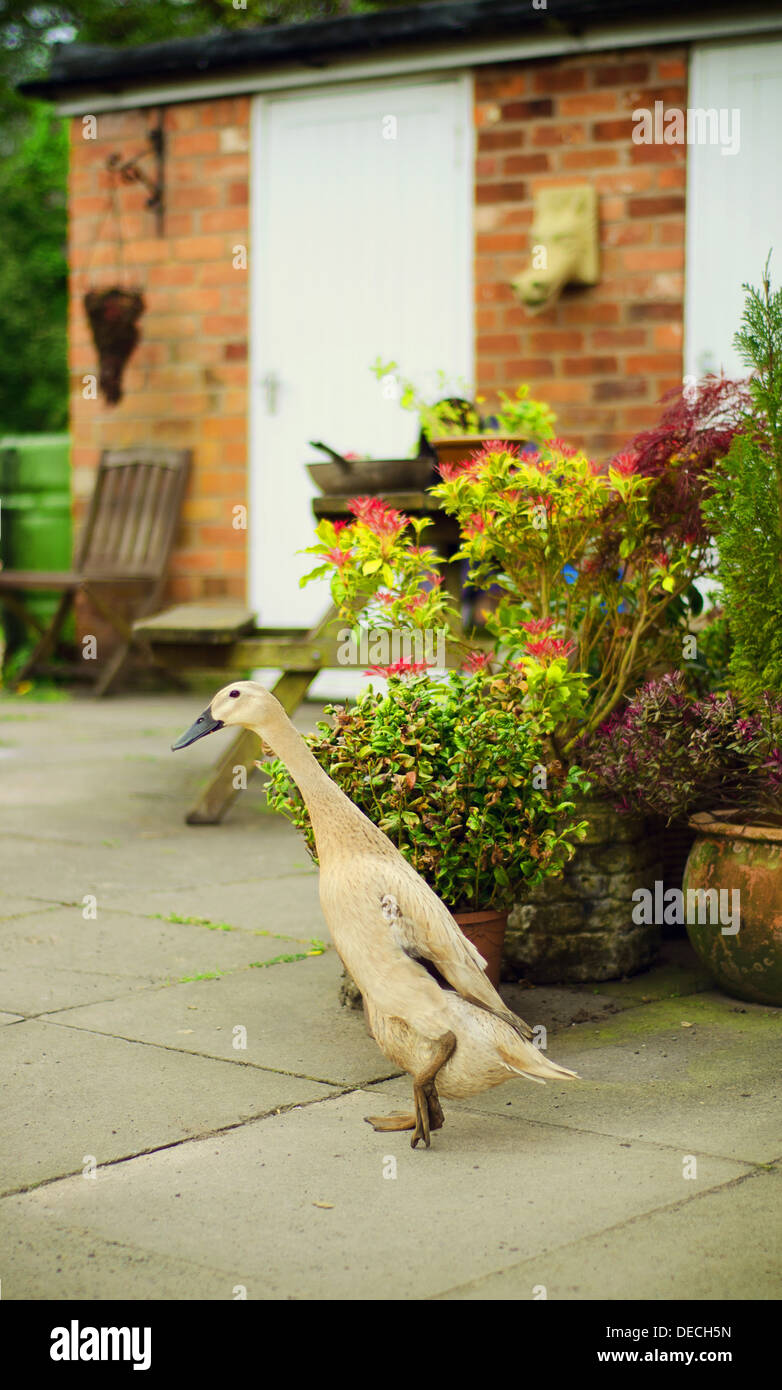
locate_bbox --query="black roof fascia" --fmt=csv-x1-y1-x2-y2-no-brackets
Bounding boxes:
21,0,751,99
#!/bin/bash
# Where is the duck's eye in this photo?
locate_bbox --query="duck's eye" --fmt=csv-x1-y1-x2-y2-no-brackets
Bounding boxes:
229,690,240,698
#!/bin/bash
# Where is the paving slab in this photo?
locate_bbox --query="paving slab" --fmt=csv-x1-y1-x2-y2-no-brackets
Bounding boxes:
98,871,325,943
0,1017,338,1194
0,821,309,901
0,905,316,995
0,1087,749,1301
0,964,156,1016
44,952,395,1087
0,1210,239,1300
0,898,62,922
436,1164,782,1300
0,1012,23,1025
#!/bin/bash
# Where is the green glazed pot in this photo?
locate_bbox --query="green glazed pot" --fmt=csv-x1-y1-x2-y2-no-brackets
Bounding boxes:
683,814,782,1006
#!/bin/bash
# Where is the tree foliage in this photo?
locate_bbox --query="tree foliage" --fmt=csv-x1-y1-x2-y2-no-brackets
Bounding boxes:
0,0,422,430
704,260,782,706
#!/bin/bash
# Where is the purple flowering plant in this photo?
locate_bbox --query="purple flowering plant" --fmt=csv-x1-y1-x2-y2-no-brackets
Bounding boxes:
580,672,782,826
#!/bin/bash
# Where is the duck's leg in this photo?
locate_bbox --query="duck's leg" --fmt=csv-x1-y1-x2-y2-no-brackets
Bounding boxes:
410,1031,456,1150
363,1019,454,1144
364,1084,444,1136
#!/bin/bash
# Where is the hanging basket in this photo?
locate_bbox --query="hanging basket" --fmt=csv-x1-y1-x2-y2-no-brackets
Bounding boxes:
84,287,145,405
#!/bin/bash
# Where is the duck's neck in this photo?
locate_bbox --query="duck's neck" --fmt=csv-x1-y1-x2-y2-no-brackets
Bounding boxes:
252,706,380,859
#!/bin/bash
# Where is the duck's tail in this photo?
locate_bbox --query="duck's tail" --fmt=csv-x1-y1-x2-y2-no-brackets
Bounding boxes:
498,1038,579,1085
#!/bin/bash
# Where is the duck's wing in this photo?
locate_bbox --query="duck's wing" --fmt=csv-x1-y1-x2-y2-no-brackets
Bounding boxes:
381,878,533,1043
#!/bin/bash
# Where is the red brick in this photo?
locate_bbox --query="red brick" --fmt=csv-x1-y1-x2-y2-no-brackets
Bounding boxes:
653,324,683,350
627,195,686,217
560,147,620,170
658,166,686,189
167,105,207,132
502,358,556,377
529,330,585,351
531,122,588,147
593,379,649,401
593,62,651,87
560,303,620,326
171,130,220,157
476,181,528,204
630,142,687,165
657,58,687,81
660,222,684,244
478,130,526,151
593,119,636,141
173,235,231,262
593,328,646,348
560,92,618,116
626,353,682,374
544,381,591,404
200,209,248,234
478,333,521,355
604,222,652,249
532,67,587,94
476,233,524,254
563,355,620,375
622,248,684,272
501,99,554,120
503,153,551,174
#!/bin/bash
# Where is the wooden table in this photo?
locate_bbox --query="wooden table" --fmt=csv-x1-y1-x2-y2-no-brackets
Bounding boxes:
139,493,462,824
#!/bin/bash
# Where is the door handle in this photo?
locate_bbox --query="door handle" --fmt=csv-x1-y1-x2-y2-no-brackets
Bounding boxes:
260,371,281,414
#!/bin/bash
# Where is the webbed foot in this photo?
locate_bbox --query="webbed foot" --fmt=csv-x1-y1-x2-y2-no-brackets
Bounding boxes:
364,1111,416,1132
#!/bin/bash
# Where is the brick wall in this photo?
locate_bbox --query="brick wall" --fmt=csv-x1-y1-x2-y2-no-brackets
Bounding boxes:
68,96,251,629
66,46,688,644
474,46,688,459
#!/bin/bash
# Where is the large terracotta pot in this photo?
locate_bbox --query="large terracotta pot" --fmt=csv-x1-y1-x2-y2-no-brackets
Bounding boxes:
453,908,508,988
683,813,782,1006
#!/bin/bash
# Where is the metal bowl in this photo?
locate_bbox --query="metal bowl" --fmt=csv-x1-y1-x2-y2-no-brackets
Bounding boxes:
306,455,435,495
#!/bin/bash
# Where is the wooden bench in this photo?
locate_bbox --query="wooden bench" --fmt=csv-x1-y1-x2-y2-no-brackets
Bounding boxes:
134,599,341,824
0,447,191,696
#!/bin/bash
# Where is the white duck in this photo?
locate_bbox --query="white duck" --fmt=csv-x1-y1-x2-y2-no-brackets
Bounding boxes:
173,681,578,1148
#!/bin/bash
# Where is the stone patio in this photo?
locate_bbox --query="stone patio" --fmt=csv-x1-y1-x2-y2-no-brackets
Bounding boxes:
0,688,780,1300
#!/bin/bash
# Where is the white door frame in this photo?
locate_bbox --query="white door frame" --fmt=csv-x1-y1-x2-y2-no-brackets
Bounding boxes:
247,70,475,632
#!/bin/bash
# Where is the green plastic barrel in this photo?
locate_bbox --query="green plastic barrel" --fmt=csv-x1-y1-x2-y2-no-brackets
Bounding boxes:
0,434,72,655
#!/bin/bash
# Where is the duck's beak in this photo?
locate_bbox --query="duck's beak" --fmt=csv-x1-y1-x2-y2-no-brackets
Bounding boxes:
171,705,224,750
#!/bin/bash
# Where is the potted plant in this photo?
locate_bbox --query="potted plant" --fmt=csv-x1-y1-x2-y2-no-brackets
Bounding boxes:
264,666,590,987
84,287,145,404
371,359,557,465
302,424,716,980
581,672,782,1004
685,259,782,1004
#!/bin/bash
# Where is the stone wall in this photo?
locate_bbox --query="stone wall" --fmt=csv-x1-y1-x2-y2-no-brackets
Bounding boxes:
504,799,665,982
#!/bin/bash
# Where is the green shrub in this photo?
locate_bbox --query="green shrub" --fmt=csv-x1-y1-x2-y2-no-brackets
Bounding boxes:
704,260,782,704
264,669,589,912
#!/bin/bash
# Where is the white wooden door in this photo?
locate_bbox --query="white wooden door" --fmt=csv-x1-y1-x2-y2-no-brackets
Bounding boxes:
249,77,473,631
686,38,782,378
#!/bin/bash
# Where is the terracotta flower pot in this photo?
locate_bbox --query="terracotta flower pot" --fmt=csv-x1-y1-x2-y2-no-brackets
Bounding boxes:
431,436,531,468
452,908,508,988
683,813,782,1006
355,907,507,1033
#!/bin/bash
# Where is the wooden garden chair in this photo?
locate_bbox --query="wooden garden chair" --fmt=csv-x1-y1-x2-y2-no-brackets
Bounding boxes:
0,446,191,696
